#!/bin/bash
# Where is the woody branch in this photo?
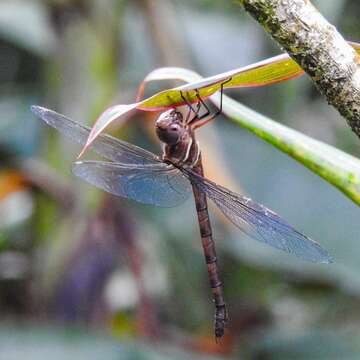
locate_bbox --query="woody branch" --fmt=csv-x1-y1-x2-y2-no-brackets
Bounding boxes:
238,0,360,138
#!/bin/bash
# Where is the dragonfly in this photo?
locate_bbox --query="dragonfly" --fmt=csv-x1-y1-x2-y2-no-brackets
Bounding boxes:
31,95,332,340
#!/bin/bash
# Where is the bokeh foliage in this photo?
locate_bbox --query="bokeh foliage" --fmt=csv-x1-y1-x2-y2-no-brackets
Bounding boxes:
1,0,360,359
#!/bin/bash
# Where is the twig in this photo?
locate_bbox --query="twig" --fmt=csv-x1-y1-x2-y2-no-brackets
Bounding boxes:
137,0,191,68
238,0,360,138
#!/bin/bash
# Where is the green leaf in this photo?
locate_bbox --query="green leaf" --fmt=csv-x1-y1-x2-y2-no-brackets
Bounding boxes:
80,53,304,154
77,103,138,157
136,41,360,107
79,41,360,160
131,66,360,207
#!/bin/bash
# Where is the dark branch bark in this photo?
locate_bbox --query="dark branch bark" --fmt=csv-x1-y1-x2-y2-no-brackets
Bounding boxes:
238,0,360,138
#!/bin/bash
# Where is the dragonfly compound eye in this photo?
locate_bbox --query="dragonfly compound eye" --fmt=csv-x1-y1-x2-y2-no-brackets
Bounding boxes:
156,122,183,145
156,111,184,145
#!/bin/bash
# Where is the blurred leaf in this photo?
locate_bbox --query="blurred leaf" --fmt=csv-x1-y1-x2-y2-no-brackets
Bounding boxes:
79,41,360,156
252,330,360,359
0,324,225,360
0,171,25,200
132,67,360,207
0,95,41,157
0,0,55,56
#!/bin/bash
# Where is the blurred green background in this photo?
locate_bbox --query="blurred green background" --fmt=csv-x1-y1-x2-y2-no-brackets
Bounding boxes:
1,0,360,359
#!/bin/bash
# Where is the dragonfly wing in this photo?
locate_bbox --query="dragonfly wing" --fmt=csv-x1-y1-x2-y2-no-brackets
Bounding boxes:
72,161,191,207
186,170,333,263
31,106,160,164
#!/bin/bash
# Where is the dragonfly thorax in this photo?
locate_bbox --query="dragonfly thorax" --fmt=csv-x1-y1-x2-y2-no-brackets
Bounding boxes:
156,109,200,167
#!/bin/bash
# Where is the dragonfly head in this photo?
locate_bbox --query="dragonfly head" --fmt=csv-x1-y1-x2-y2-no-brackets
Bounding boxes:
155,109,185,145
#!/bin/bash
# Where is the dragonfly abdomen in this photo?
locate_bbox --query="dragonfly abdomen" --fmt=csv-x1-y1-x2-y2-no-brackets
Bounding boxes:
191,160,227,339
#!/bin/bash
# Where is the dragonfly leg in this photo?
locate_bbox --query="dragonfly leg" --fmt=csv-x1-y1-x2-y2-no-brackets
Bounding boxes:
192,76,232,130
183,89,211,125
180,90,202,124
180,90,212,124
187,89,210,125
193,94,203,119
184,89,215,125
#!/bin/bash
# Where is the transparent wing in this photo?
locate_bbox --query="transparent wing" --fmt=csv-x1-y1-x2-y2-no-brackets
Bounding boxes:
186,170,332,263
72,161,191,207
31,106,160,164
